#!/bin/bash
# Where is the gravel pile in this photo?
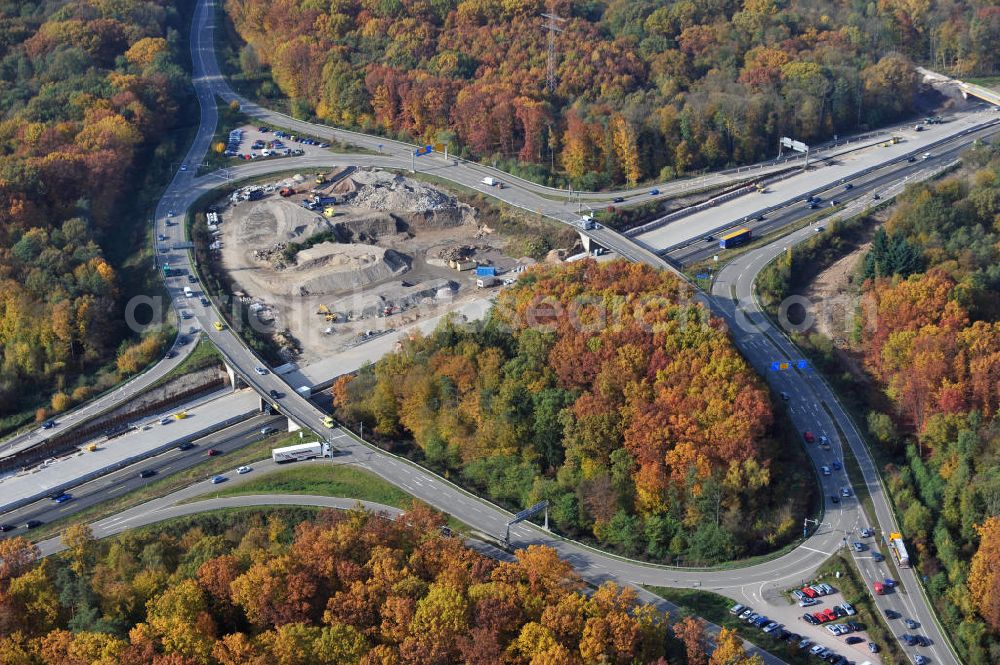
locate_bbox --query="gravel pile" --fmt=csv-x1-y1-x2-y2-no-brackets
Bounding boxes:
348,171,455,213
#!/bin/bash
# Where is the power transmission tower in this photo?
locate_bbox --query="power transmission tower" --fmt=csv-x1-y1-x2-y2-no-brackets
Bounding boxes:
542,10,565,94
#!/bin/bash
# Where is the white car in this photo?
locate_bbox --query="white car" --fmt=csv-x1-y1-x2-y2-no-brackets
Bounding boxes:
159,417,172,425
180,163,188,171
821,465,831,476
236,466,252,474
799,598,819,607
254,366,268,375
840,487,852,497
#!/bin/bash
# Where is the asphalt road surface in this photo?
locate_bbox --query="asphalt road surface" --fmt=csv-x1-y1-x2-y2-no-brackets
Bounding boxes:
0,414,279,536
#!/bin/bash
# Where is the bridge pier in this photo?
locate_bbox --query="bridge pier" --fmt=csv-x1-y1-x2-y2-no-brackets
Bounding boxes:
578,231,592,254
224,362,242,391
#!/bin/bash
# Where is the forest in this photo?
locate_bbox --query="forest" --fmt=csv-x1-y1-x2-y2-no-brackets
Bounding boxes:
223,0,998,188
0,0,191,430
332,260,812,565
0,505,765,665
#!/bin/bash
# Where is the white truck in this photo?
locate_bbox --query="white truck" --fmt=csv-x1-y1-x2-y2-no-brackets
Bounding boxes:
272,441,331,463
183,286,194,298
481,176,504,188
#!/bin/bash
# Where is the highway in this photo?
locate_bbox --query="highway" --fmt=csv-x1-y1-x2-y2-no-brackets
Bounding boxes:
0,413,279,534
5,0,992,662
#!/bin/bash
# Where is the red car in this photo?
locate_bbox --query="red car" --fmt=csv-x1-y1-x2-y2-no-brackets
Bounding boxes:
802,587,818,598
206,448,221,456
821,608,837,622
803,430,816,443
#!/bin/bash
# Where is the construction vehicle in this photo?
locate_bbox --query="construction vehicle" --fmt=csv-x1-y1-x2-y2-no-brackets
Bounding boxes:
317,304,331,315
323,207,336,218
279,187,295,197
315,173,326,184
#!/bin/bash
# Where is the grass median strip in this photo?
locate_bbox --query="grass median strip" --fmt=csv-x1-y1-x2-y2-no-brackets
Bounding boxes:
196,464,412,508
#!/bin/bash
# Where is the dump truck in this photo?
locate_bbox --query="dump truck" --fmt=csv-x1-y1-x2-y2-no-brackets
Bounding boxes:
272,441,331,463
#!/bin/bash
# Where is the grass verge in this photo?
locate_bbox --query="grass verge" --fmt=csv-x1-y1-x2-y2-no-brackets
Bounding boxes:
645,587,812,665
147,336,223,390
30,430,298,543
196,464,413,508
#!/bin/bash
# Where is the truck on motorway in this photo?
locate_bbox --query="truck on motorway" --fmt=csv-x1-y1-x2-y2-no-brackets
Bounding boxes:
272,441,331,463
719,227,751,249
578,216,596,230
296,385,311,399
183,286,194,298
481,176,504,188
888,532,910,567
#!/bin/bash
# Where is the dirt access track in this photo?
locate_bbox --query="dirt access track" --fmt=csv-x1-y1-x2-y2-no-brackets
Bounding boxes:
212,167,546,365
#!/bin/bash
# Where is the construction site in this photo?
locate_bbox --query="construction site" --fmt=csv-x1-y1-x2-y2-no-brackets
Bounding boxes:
209,167,566,364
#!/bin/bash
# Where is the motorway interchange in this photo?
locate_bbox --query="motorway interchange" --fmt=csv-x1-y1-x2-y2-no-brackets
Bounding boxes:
4,0,999,662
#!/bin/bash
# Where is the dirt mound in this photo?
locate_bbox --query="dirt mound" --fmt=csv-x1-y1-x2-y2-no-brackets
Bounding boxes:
237,200,334,249
291,243,409,296
344,170,476,229
336,213,398,241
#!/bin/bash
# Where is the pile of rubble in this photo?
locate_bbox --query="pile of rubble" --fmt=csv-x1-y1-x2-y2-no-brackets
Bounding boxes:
348,171,455,212
251,243,289,269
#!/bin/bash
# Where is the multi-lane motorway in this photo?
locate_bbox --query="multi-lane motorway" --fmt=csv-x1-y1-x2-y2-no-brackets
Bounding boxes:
6,0,996,662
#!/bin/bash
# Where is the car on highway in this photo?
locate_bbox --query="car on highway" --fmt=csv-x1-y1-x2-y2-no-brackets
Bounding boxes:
213,321,224,331
167,210,175,216
52,493,73,504
844,183,853,190
821,465,831,475
904,618,919,630
907,155,917,162
840,487,852,497
872,193,881,200
210,475,226,484
260,427,275,436
922,152,931,159
830,199,839,206
177,336,188,346
884,577,896,588
177,442,195,451
159,417,172,425
138,469,156,478
206,448,221,456
612,197,624,203
872,551,884,562
808,202,819,209
703,235,714,242
913,655,927,665
25,520,43,529
650,188,659,195
814,225,825,232
237,466,252,474
41,420,56,429
269,389,282,399
254,366,268,375
803,430,816,443
915,635,930,647
884,608,898,619
860,527,873,537
322,416,335,429
852,542,865,552
831,494,840,503
902,634,916,646
179,163,188,171
0,523,14,532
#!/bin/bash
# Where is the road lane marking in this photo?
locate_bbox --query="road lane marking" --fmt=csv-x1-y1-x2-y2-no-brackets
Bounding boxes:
799,545,830,556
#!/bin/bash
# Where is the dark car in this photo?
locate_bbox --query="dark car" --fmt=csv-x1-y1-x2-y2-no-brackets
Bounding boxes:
845,636,863,645
650,188,660,195
187,274,197,283
803,614,819,625
41,420,56,429
200,296,210,306
904,618,919,630
844,183,854,190
53,493,73,504
831,494,840,503
177,442,195,451
907,156,917,163
0,524,15,532
612,197,624,203
916,635,930,647
25,520,43,529
868,642,879,653
138,469,157,478
884,608,898,619
703,235,715,242
845,621,860,632
206,448,221,456
166,350,177,359
808,202,819,209
268,389,282,399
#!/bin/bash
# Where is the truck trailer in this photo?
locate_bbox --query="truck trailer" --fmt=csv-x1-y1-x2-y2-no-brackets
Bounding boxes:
719,227,752,249
272,441,331,463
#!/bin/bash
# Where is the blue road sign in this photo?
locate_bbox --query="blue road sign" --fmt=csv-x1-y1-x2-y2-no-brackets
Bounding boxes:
696,273,710,279
510,500,549,525
797,359,809,369
770,361,781,371
414,145,433,156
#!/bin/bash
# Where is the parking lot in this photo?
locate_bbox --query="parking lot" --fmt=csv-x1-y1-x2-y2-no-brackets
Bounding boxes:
223,124,333,162
729,580,886,665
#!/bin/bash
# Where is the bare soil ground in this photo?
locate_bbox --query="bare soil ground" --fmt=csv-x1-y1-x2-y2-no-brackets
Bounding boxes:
212,169,542,365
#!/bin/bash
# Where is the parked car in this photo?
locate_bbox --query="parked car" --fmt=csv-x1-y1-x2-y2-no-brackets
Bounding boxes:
803,614,819,625
799,598,819,607
841,602,856,616
802,587,818,598
792,589,806,601
868,642,879,653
